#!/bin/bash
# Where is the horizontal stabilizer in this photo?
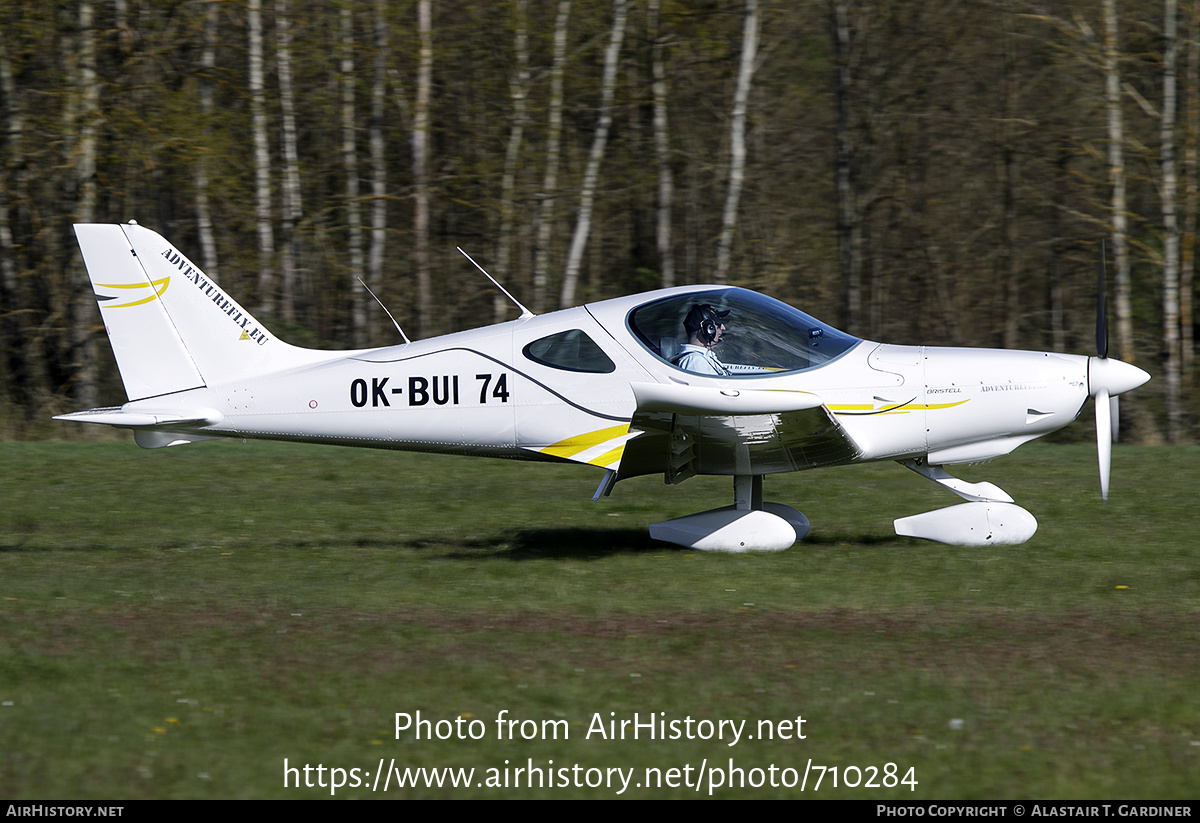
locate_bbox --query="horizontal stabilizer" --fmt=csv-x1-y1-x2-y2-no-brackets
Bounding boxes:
54,407,223,428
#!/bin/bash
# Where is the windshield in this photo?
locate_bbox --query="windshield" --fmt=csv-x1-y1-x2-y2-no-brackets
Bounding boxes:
627,288,860,375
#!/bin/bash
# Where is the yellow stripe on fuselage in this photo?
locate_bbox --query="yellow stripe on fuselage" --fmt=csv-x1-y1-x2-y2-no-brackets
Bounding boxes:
587,444,626,469
829,400,969,415
539,424,631,460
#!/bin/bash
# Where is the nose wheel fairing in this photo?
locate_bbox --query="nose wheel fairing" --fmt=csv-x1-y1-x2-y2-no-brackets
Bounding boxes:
894,501,1037,546
889,459,1038,545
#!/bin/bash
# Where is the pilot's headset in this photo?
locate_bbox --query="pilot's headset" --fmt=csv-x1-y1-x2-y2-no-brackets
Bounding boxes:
685,304,730,346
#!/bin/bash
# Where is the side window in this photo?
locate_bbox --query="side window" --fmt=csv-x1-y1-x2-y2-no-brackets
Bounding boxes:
522,329,616,373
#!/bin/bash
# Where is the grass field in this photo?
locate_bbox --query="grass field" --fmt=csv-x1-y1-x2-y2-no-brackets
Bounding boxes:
1,439,1197,798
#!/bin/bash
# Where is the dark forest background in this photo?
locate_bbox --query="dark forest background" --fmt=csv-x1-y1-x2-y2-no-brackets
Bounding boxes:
0,0,1194,441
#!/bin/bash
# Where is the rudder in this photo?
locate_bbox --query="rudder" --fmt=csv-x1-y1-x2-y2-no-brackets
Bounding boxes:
75,223,205,401
76,222,308,401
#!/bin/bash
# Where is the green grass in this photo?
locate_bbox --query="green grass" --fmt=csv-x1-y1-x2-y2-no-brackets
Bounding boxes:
1,440,1197,798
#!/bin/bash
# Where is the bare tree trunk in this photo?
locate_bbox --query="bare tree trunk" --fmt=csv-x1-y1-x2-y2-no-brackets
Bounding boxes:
342,7,366,346
0,37,24,414
685,133,700,283
1050,151,1070,353
73,0,99,409
714,0,759,285
1104,0,1134,363
495,0,530,323
560,0,627,308
2,26,51,421
250,0,276,316
0,39,20,309
1184,0,1198,385
195,0,219,278
369,0,388,344
113,0,130,51
1002,22,1022,350
277,0,301,323
387,68,412,132
414,0,432,338
650,0,674,287
831,0,859,332
1163,0,1183,442
532,0,570,313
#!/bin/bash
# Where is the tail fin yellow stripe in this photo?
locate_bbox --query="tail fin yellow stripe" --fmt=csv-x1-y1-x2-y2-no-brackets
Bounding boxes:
96,277,170,308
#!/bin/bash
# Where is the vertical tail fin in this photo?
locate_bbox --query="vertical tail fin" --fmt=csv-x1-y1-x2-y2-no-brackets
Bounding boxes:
75,223,205,401
75,222,307,401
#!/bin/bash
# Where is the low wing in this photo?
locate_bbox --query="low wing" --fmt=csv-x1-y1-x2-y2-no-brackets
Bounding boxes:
616,382,862,482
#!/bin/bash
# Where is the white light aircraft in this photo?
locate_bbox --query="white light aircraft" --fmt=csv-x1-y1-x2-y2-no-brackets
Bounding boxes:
58,222,1150,551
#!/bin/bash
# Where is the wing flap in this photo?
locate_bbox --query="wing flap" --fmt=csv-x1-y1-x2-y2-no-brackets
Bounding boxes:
618,383,861,481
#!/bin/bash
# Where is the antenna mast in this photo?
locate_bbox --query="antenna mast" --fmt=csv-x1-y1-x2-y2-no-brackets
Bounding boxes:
357,278,411,344
457,248,534,319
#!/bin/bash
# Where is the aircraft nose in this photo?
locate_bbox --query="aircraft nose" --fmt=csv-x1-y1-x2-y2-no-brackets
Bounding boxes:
1088,356,1151,397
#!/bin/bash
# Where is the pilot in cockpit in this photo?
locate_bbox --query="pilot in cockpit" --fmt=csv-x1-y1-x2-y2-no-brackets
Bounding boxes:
675,303,733,375
675,303,775,376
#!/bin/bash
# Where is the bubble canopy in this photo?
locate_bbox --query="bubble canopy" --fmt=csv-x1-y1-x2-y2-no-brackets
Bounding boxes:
626,287,861,375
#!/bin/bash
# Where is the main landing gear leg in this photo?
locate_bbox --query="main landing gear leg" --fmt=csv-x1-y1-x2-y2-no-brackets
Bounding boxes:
648,475,810,553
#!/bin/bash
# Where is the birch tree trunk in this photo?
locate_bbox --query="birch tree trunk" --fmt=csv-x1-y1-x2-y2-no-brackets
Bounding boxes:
1183,0,1198,385
250,0,276,316
342,8,366,347
0,40,20,315
532,0,570,314
194,0,219,278
1163,0,1183,442
277,0,301,323
2,24,54,418
369,0,388,343
73,0,99,409
0,37,25,411
495,0,530,323
650,0,674,287
1002,23,1022,350
414,0,433,338
1050,151,1070,353
1104,0,1134,363
831,0,859,332
713,0,759,285
560,0,627,308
